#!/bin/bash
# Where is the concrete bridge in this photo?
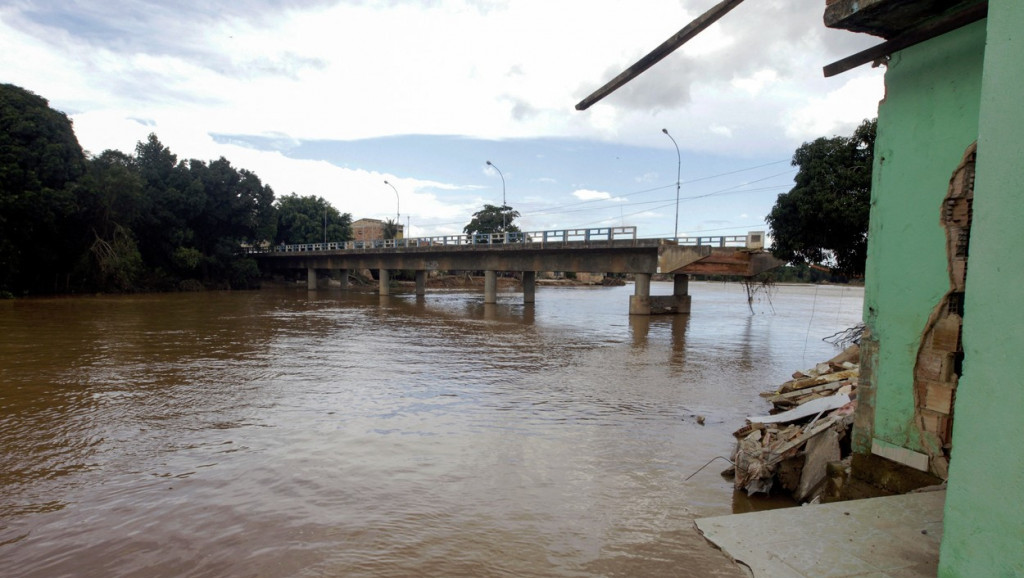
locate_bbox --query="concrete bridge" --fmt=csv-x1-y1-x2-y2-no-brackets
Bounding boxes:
251,226,784,315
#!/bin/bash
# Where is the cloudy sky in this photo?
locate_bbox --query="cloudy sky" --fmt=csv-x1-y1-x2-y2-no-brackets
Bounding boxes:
1,0,884,239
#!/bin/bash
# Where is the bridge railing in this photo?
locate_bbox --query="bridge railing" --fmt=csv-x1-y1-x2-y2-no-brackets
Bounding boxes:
256,226,640,253
674,234,751,247
249,228,763,254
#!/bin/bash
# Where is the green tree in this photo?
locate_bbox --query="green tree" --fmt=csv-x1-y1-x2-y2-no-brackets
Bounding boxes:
132,133,198,283
766,118,876,277
463,204,520,237
76,150,146,291
382,218,400,240
275,194,352,244
0,83,87,294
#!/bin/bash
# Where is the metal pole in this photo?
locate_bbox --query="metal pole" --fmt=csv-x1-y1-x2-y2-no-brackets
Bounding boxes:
662,128,681,241
324,205,327,244
486,160,506,231
383,180,400,225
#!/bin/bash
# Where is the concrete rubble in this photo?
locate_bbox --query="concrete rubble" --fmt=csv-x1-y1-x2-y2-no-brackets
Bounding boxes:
727,344,860,503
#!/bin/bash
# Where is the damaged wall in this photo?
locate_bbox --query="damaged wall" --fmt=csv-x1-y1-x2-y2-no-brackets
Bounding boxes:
854,20,986,470
940,0,1024,574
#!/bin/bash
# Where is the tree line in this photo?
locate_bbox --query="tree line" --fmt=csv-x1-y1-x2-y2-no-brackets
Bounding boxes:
3,81,874,296
0,83,352,296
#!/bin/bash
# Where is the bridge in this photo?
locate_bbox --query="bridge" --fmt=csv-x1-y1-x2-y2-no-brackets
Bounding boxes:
250,226,784,315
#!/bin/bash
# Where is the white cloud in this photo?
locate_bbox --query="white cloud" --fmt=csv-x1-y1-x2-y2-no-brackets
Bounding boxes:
573,189,614,201
1,0,889,237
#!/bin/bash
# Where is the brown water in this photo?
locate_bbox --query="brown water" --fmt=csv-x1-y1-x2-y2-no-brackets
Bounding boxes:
0,282,863,577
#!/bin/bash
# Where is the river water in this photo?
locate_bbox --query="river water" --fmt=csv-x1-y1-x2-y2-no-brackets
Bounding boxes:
0,281,862,577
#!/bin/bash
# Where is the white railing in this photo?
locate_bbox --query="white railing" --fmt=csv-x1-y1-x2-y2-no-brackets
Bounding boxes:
256,226,639,254
248,228,765,254
674,234,751,247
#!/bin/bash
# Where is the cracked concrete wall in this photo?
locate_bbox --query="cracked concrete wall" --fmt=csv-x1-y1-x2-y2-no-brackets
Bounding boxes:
940,0,1024,574
852,20,986,472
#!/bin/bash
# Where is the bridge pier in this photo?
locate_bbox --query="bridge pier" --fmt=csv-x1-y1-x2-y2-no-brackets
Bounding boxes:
307,267,317,290
673,273,692,314
484,271,498,304
379,269,390,296
630,273,652,315
522,271,536,304
415,270,426,296
629,273,691,315
339,268,349,290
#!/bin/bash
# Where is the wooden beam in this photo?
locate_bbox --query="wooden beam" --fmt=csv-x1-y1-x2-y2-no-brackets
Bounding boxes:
575,0,746,111
823,2,987,77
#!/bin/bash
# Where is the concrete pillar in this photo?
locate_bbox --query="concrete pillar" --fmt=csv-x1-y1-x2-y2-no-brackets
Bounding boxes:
379,269,390,296
484,270,498,304
522,271,536,304
673,273,692,314
307,267,317,290
339,268,349,290
415,270,426,296
629,272,652,315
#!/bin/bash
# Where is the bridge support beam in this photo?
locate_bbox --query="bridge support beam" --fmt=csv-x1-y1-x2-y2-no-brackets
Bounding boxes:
379,269,390,296
339,268,349,290
484,270,498,304
629,273,691,315
415,270,426,296
630,273,652,315
673,273,692,314
307,267,317,290
522,271,536,304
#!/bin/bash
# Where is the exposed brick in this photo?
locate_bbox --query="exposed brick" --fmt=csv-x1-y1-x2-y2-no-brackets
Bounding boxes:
922,380,955,415
929,315,962,352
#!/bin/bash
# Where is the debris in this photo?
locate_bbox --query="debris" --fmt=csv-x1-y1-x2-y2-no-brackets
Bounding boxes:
747,394,851,425
729,345,859,503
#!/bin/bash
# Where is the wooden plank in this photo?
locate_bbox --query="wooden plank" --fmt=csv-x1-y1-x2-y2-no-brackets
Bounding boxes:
767,381,844,403
576,0,747,110
823,2,988,77
778,369,859,394
748,394,851,425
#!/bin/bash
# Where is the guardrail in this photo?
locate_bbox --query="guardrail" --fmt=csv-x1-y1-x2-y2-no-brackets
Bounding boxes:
246,227,763,254
675,234,752,247
251,226,640,254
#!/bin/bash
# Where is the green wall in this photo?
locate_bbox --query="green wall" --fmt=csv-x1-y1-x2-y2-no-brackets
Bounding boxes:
940,0,1024,574
858,20,986,456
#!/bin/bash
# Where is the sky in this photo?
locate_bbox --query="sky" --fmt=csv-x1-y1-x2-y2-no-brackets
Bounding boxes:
0,0,885,240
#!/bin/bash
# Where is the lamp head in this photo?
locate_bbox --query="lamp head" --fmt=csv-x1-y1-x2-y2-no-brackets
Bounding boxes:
662,128,669,135
486,160,492,166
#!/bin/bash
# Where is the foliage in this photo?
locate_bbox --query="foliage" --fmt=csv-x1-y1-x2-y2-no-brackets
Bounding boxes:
0,82,358,295
766,119,876,277
463,204,520,236
382,218,400,240
0,83,86,294
274,193,352,245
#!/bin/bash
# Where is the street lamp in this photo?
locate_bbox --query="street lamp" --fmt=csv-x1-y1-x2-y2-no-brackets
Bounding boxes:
662,128,681,241
485,160,506,231
383,180,400,225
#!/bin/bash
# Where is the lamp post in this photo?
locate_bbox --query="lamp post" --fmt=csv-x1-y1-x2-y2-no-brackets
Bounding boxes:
662,128,681,241
383,180,400,228
485,160,506,231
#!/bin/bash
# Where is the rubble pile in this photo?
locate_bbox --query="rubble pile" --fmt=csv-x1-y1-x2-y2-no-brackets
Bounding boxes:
729,345,860,503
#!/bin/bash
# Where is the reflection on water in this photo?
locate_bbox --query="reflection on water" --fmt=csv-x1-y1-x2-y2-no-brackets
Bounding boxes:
0,282,862,577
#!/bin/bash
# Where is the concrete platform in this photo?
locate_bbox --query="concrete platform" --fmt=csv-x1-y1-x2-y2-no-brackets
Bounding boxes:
695,490,945,577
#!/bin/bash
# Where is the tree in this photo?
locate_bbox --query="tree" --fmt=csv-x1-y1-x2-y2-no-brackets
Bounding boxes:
274,194,352,245
382,218,400,240
766,118,876,277
0,83,87,294
463,204,520,237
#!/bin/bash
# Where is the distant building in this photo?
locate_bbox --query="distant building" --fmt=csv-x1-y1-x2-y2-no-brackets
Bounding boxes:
352,218,403,241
